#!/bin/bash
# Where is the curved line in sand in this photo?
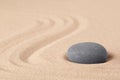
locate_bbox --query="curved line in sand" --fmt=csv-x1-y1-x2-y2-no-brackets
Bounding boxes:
0,16,88,72
9,16,88,66
20,16,78,63
0,17,55,70
9,16,67,66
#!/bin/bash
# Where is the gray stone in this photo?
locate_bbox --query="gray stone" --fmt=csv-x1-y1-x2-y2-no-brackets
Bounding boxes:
67,42,108,64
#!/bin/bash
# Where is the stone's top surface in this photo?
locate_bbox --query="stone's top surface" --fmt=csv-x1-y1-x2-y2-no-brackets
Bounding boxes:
67,42,108,64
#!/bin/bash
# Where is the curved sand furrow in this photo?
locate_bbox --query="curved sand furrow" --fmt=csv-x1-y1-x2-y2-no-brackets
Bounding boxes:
0,16,65,70
0,16,87,75
9,16,75,66
0,17,56,71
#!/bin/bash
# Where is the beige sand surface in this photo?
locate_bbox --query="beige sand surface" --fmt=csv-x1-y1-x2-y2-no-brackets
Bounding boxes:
0,0,120,80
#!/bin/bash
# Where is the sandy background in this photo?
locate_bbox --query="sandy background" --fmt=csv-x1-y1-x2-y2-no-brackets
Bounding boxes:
0,0,120,80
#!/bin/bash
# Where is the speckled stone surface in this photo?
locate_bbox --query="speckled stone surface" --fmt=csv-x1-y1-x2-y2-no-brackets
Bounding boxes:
67,42,108,64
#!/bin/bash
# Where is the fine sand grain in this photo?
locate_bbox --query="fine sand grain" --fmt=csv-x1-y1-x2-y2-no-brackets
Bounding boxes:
0,0,120,80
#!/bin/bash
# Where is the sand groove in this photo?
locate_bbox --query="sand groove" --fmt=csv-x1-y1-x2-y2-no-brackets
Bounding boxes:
9,16,82,65
0,16,88,71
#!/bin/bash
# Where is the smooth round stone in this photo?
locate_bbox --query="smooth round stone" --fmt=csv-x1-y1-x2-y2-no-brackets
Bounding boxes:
67,42,108,64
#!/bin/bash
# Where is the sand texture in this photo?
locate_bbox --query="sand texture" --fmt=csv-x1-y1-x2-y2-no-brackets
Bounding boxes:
0,0,120,80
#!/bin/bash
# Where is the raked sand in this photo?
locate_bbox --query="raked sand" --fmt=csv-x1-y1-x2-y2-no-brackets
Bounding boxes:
0,0,120,80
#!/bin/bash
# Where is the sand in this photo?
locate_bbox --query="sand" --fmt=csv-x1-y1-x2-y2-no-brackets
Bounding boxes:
0,0,120,80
